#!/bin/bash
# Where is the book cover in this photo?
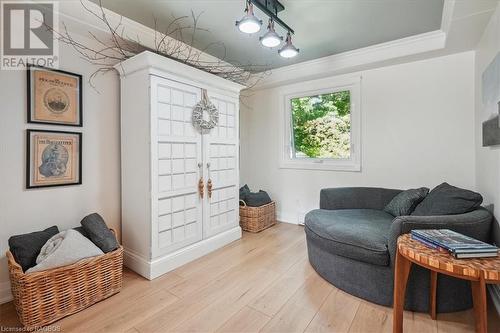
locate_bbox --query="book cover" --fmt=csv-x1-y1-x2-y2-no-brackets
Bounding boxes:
410,229,498,253
411,234,445,251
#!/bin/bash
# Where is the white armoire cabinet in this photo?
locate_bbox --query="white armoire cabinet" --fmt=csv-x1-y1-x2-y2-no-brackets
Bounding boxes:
116,51,244,279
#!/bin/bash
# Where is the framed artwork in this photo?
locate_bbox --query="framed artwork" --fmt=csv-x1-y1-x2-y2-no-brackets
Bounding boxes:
481,53,500,147
27,64,83,127
26,129,82,189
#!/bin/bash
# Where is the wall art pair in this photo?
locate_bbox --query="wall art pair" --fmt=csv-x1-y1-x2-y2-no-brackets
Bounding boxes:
26,65,83,189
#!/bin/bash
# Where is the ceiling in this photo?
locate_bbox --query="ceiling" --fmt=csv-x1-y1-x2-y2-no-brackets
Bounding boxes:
92,0,445,71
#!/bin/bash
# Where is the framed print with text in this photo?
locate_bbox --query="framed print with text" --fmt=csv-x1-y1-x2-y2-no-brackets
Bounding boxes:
26,129,82,189
27,65,83,127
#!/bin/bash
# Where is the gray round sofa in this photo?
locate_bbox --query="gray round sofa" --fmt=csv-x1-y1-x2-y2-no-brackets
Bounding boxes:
304,187,493,313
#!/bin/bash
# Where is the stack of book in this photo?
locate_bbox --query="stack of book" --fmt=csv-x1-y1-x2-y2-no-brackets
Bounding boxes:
410,229,498,259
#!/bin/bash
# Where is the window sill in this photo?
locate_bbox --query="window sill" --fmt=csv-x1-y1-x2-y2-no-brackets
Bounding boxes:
279,160,361,172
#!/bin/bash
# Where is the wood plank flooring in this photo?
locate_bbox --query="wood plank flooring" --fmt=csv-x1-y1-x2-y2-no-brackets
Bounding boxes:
1,222,499,332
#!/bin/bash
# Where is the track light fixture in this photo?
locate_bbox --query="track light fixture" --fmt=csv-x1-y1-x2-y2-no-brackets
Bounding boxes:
260,19,282,48
235,1,262,34
236,0,299,58
278,32,299,58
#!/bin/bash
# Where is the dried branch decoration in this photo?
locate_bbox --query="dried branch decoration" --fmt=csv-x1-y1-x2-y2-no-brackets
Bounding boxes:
45,0,270,87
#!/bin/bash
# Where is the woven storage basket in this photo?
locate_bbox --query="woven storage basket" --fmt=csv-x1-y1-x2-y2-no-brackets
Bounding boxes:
6,229,123,329
239,201,276,233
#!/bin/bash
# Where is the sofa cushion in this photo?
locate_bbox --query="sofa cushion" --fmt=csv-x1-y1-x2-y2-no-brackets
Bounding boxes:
384,187,429,217
305,209,394,266
412,182,483,216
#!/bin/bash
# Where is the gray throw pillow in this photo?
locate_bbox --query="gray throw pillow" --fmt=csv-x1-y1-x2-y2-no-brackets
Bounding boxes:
240,184,250,201
384,187,429,216
412,182,483,216
81,213,119,253
73,226,89,238
8,226,59,272
244,190,272,207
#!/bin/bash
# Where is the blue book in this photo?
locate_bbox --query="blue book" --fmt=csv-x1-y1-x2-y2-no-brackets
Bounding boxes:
411,234,441,250
410,229,498,254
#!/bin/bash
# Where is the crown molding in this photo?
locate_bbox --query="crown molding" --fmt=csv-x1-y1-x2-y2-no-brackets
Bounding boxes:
52,1,457,92
250,30,446,90
115,51,245,93
441,0,456,34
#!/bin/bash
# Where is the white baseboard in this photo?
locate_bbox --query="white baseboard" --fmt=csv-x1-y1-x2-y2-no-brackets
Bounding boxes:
277,210,308,226
0,281,12,304
123,248,153,279
124,226,242,280
276,211,299,225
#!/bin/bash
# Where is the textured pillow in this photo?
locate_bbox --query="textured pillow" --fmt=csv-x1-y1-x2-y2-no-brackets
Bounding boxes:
81,213,119,253
8,226,59,272
239,184,250,201
384,187,429,216
412,182,483,216
244,190,272,207
73,226,89,238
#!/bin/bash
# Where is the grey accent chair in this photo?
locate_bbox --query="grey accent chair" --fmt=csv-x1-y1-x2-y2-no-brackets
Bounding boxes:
304,187,493,313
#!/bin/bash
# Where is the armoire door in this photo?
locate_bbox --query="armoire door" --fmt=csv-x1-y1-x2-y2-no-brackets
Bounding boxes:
150,76,204,257
203,91,240,238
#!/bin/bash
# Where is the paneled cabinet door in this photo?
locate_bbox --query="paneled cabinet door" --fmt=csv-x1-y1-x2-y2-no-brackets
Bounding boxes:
151,76,203,257
203,91,240,238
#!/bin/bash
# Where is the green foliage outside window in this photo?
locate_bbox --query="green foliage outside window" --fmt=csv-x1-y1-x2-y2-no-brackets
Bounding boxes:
291,91,351,159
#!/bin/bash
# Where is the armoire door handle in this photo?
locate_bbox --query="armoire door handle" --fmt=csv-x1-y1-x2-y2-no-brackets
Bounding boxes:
198,162,204,199
198,177,204,199
207,179,213,199
206,162,212,199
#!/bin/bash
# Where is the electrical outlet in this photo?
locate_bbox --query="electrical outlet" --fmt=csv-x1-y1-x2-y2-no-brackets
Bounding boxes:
297,211,306,225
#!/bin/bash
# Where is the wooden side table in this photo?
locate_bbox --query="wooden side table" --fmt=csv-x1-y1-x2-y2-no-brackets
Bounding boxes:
393,234,500,333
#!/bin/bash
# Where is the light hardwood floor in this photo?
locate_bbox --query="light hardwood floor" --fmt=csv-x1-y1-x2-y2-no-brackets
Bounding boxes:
1,222,499,332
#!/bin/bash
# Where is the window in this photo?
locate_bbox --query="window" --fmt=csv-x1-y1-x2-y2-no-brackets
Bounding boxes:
290,91,351,159
279,76,361,171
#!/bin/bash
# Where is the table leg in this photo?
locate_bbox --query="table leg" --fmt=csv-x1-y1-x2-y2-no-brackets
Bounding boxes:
429,271,437,320
393,250,412,333
471,276,487,333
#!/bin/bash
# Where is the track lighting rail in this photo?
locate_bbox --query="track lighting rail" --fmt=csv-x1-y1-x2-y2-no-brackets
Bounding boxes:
250,0,295,34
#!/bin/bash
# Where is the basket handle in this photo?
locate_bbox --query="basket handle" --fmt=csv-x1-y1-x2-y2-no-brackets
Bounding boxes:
239,199,247,207
6,251,23,274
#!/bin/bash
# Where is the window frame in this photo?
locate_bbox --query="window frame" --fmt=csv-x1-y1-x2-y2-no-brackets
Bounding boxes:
279,75,361,171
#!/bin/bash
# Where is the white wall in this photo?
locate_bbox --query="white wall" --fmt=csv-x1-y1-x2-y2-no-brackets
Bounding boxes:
241,52,476,224
475,3,500,245
0,37,121,302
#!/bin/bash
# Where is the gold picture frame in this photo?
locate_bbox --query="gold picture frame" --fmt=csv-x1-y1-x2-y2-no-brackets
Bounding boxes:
26,129,82,189
27,65,83,127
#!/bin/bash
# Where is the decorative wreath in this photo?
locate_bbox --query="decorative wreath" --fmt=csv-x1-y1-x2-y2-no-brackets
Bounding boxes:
192,89,218,131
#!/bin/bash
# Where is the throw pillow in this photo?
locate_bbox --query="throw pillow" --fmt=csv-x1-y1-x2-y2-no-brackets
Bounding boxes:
81,213,119,253
73,226,89,238
239,184,250,201
384,187,429,216
8,226,59,272
412,182,483,216
245,190,272,207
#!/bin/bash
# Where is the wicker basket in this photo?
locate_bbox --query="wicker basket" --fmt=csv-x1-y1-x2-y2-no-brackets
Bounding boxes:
239,201,276,233
6,230,123,329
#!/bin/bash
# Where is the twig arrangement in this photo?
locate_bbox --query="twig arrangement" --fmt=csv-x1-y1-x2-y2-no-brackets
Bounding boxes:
45,0,270,87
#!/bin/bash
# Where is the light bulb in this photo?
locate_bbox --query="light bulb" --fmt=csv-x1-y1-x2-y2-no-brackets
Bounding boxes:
236,2,262,34
260,19,282,48
279,32,299,58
